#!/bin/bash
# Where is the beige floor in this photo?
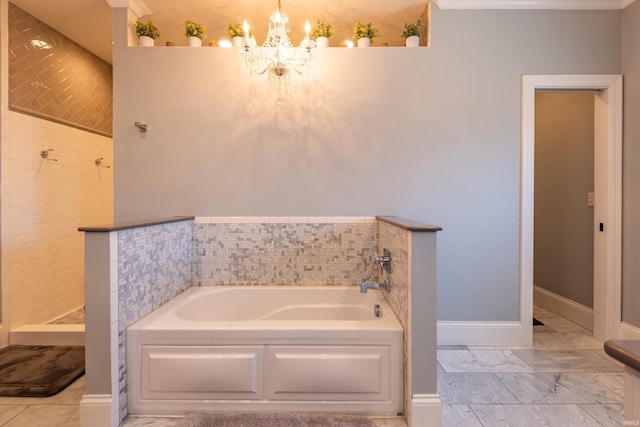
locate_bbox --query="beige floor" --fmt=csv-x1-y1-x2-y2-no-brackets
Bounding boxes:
0,306,622,426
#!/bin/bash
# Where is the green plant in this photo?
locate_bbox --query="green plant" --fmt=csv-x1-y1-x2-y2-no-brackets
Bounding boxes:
353,22,379,41
184,20,206,39
311,19,334,39
135,20,160,39
402,19,422,39
227,22,244,38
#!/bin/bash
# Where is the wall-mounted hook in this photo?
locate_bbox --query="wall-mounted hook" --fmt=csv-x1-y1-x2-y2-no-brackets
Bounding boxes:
134,122,148,132
40,149,58,161
95,157,111,168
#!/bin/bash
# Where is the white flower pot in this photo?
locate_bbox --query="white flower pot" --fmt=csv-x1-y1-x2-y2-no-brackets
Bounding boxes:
138,35,154,47
357,37,371,48
187,36,202,47
316,36,329,48
232,36,244,48
405,35,419,47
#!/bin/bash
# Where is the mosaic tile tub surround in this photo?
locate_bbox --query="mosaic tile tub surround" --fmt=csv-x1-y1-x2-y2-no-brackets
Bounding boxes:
117,220,192,422
192,217,379,286
82,216,439,426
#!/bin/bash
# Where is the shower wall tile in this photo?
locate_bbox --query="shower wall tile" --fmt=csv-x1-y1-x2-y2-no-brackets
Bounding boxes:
192,221,378,286
8,3,112,137
3,111,113,330
117,220,192,422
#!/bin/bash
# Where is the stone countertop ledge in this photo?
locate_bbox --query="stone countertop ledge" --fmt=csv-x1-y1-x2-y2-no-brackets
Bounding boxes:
604,340,640,372
78,216,195,232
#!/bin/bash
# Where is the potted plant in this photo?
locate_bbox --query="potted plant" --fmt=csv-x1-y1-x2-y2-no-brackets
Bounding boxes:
184,20,206,47
402,19,422,47
311,19,334,48
353,22,379,48
135,20,160,47
227,22,245,48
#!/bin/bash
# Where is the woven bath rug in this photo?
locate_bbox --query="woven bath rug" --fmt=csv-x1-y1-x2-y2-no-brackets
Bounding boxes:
175,412,377,427
0,345,85,397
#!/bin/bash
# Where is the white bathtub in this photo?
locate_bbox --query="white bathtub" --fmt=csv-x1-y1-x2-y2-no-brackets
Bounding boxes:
127,286,403,416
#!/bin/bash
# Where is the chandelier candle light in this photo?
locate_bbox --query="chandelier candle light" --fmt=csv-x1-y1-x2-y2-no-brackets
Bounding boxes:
240,0,315,87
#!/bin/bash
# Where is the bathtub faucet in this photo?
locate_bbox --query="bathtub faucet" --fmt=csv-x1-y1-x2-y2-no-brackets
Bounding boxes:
360,279,390,293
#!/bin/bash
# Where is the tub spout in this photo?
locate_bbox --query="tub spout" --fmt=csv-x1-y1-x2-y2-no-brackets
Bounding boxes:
360,279,390,293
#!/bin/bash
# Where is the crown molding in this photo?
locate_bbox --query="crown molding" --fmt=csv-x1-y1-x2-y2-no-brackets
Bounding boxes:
434,0,636,9
105,0,151,16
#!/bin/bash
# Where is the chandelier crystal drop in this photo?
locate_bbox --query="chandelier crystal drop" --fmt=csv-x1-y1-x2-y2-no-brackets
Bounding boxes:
240,0,315,81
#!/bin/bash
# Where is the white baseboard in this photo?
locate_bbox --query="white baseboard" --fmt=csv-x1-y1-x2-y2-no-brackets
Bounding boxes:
408,394,442,427
533,286,593,330
79,394,114,427
437,321,527,346
619,321,640,341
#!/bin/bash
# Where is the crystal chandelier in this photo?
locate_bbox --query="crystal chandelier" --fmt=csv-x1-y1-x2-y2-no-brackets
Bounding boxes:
240,0,315,87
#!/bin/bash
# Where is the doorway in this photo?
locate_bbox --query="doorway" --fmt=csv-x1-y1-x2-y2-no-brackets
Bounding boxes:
533,92,595,331
521,75,623,345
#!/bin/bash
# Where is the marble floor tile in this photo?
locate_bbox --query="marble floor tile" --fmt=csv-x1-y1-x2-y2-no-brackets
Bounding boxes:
442,404,483,427
532,324,556,333
120,417,179,426
437,361,445,373
589,372,625,398
533,305,549,316
437,350,534,373
533,316,590,334
371,417,408,427
2,405,79,427
513,350,623,373
579,403,624,426
467,340,546,351
438,373,520,404
0,376,85,406
0,405,27,425
438,345,468,350
592,348,626,367
470,404,602,427
495,372,623,404
120,416,407,427
533,332,603,350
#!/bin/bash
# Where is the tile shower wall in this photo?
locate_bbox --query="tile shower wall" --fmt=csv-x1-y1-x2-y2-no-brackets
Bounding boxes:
192,218,379,286
2,111,113,330
8,3,113,137
117,220,192,422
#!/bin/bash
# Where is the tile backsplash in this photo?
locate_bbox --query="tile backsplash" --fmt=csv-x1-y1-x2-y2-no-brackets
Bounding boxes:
192,217,378,286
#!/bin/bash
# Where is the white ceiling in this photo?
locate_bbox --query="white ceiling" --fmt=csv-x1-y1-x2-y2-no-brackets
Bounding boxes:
8,0,636,65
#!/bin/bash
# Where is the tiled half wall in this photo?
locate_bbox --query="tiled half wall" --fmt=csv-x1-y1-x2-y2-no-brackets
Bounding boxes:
117,221,192,422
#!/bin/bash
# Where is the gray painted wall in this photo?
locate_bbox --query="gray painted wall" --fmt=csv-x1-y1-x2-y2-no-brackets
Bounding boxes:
113,7,621,322
534,92,594,308
622,3,640,328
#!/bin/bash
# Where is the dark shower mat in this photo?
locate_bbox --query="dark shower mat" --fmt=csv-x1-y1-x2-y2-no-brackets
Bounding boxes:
0,345,84,397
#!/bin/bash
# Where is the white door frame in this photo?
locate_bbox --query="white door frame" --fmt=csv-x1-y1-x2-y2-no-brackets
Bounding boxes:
521,75,623,343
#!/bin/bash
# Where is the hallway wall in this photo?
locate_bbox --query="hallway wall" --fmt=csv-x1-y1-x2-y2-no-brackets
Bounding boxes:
534,92,594,309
